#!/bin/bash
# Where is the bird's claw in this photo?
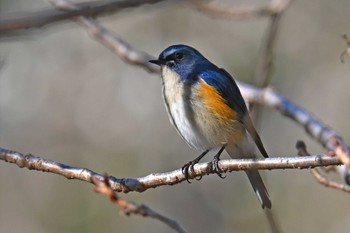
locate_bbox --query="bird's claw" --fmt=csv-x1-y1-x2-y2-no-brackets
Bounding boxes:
181,149,209,183
210,152,226,179
182,158,202,183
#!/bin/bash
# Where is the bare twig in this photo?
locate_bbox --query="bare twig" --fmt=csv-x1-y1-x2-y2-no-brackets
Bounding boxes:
340,34,350,63
253,14,282,88
50,0,159,73
311,168,350,193
249,13,282,122
295,140,350,192
0,147,342,193
0,0,166,34
92,175,188,233
191,0,291,20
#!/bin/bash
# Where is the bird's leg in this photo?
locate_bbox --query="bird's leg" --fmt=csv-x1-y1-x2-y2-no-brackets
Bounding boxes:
182,149,210,183
210,143,227,179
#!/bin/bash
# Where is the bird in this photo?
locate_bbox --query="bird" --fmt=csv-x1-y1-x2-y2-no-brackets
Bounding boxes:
149,44,271,209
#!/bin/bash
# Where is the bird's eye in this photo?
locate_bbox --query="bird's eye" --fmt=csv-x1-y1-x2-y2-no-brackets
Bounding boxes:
175,52,184,60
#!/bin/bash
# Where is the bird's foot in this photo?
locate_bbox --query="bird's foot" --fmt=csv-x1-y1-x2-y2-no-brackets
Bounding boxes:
210,144,226,179
182,149,209,183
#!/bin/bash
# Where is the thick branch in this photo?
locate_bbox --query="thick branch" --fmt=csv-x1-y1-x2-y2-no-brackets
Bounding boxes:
0,0,166,33
0,147,341,193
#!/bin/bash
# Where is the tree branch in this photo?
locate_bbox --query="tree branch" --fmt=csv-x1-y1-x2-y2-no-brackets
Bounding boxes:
0,146,342,193
92,175,188,233
0,0,167,34
238,83,350,169
311,168,350,193
50,0,159,73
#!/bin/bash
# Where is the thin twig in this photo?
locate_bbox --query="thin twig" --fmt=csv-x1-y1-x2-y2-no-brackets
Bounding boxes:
311,168,350,193
0,0,166,34
253,13,282,88
296,140,350,192
92,175,188,233
249,13,282,123
50,0,159,73
191,0,291,20
0,147,342,193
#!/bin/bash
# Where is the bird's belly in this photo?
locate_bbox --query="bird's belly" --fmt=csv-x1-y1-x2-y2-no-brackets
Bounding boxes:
168,98,209,150
162,67,209,149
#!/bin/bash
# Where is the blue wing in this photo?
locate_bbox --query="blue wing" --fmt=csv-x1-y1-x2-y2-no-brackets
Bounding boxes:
197,66,269,158
197,67,248,121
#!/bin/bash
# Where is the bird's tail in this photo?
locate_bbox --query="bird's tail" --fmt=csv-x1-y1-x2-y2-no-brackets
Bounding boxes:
245,170,272,209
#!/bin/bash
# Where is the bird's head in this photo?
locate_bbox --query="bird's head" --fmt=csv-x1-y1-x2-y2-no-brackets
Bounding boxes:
150,44,209,79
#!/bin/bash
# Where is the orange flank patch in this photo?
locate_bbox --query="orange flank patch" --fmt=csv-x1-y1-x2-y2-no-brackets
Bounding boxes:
197,79,236,122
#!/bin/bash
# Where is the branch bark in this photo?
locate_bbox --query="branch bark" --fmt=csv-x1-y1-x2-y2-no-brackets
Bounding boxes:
0,147,341,193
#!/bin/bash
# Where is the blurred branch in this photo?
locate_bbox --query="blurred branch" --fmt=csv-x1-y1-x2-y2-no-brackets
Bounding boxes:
50,0,159,73
253,13,282,88
0,0,166,34
340,34,350,63
311,168,350,193
239,83,350,169
92,175,188,233
296,140,350,192
191,0,291,20
0,147,342,193
249,13,282,122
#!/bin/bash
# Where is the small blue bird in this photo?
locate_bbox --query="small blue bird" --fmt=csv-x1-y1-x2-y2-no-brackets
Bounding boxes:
150,45,271,209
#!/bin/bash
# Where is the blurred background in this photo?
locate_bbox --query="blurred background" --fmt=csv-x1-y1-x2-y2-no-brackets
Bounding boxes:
1,0,350,232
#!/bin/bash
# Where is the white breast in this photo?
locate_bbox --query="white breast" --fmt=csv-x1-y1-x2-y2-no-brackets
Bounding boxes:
161,66,209,150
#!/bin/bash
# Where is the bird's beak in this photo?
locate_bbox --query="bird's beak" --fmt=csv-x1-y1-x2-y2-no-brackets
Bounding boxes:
149,59,166,66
